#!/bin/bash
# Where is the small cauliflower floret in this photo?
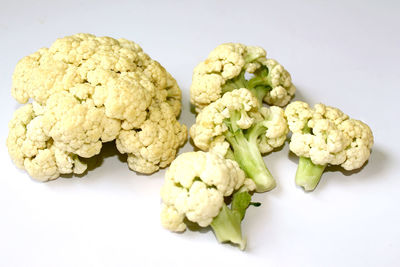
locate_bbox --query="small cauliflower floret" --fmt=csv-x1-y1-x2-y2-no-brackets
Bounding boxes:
190,88,288,192
116,102,187,174
190,43,295,111
7,104,87,181
160,204,186,232
160,151,256,250
285,101,374,191
8,34,187,180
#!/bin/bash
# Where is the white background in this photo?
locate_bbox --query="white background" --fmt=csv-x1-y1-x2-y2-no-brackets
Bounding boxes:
1,0,399,266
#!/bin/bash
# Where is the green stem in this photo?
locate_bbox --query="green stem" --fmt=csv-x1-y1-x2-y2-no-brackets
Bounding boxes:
210,204,245,250
210,191,255,250
248,86,269,106
225,129,276,192
221,67,272,106
295,156,326,191
221,71,247,94
247,67,272,105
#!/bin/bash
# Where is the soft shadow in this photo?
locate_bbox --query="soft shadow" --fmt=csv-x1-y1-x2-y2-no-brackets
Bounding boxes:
188,137,201,152
184,218,210,233
325,146,387,181
59,141,126,179
190,103,197,115
288,150,299,164
326,162,365,176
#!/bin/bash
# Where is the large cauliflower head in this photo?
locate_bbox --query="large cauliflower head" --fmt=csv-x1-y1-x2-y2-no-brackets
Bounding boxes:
190,88,288,156
160,151,254,232
190,43,296,111
7,34,187,181
285,101,374,170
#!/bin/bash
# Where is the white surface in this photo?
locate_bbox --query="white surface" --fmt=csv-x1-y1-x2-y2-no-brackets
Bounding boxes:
0,0,399,266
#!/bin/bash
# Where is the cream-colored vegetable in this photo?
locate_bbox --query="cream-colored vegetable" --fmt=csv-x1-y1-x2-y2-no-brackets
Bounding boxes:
7,34,187,181
190,88,288,192
190,43,296,112
285,101,373,169
285,101,374,191
161,150,255,229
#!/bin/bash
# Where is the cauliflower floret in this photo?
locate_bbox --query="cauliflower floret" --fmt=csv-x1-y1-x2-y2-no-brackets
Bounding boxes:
7,104,87,181
160,204,186,232
190,88,259,151
285,101,374,191
339,119,374,170
285,101,373,169
190,88,288,192
116,102,187,174
160,151,251,230
160,151,257,250
190,43,295,112
257,106,289,153
8,34,187,180
262,59,296,106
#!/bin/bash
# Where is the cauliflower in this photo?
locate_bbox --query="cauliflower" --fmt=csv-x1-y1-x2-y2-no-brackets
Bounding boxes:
7,104,87,181
190,43,296,112
285,101,374,191
7,34,187,181
116,102,187,174
160,151,257,250
190,88,288,192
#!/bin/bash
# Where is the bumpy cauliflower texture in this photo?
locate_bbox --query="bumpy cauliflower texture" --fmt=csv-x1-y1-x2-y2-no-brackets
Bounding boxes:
285,101,373,170
7,34,187,181
190,88,288,192
160,151,254,231
7,104,87,181
190,88,288,155
116,102,187,174
190,43,296,111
